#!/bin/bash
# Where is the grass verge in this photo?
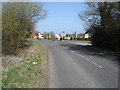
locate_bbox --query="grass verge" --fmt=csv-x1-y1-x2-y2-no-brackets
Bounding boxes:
58,40,91,44
2,41,48,88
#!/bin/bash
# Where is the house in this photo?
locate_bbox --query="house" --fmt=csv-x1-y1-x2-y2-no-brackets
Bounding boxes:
65,34,72,40
77,34,85,38
84,32,91,38
60,32,66,37
55,34,61,40
64,37,71,40
28,31,39,40
34,36,37,39
38,32,44,39
28,30,45,40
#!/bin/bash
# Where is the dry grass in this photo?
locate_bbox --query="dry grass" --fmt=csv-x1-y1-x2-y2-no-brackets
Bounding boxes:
2,41,48,88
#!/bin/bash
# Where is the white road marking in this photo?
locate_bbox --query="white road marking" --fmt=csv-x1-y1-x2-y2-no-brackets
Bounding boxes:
70,50,75,52
79,54,103,69
79,54,85,58
90,61,103,68
85,58,90,61
69,49,103,69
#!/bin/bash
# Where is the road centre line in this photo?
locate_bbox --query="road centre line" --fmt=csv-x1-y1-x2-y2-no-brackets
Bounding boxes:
79,54,85,58
84,57,90,61
90,61,103,68
69,49,103,69
70,50,75,52
79,54,103,69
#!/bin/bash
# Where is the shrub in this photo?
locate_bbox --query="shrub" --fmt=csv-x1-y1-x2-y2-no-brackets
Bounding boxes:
2,2,46,55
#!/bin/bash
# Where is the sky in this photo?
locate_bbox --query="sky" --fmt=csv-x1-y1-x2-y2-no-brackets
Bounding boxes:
36,2,88,34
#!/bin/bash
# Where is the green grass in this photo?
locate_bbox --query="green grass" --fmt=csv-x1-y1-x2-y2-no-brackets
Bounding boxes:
2,41,47,88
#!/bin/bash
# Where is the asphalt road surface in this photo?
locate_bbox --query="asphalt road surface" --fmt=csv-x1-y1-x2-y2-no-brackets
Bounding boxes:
39,40,118,88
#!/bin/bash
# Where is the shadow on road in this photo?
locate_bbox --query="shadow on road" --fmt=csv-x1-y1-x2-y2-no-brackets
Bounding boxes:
60,43,119,64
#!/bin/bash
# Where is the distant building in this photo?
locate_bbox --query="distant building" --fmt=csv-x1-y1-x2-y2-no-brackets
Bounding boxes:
64,34,71,40
28,30,45,40
84,32,91,38
34,36,37,39
49,36,51,39
29,31,38,40
77,34,85,38
55,34,61,40
60,32,66,37
64,37,71,40
38,33,44,39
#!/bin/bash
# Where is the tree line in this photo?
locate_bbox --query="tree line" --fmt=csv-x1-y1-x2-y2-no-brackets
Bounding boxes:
79,2,120,53
2,2,47,55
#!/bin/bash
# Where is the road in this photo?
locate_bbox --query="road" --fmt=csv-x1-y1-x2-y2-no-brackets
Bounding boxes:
39,40,118,88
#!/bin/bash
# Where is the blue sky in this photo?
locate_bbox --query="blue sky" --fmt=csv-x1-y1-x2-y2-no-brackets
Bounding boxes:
36,2,88,34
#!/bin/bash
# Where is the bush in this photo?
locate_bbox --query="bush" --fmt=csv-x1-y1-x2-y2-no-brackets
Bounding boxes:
91,26,120,52
2,2,46,55
76,37,90,41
